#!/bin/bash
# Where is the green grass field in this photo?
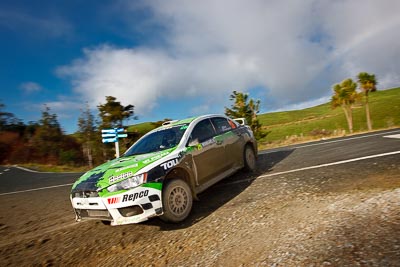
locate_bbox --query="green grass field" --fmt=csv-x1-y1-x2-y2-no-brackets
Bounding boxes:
128,87,400,149
127,122,156,135
257,87,400,148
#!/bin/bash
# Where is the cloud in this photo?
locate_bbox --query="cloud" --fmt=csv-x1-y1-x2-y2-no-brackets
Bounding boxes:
0,8,73,39
59,0,400,117
20,82,43,94
28,100,83,120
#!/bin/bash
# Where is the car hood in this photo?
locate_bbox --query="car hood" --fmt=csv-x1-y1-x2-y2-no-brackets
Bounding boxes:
71,148,175,193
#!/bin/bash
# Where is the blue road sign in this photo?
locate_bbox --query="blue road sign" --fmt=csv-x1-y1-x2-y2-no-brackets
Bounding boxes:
117,133,128,138
101,133,117,138
101,129,117,134
102,137,117,143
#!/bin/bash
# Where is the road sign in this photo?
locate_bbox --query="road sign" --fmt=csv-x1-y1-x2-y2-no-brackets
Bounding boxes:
101,133,117,138
100,128,128,158
102,137,117,143
101,129,117,134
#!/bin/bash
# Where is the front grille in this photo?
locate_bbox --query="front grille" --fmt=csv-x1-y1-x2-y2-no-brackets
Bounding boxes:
75,209,112,220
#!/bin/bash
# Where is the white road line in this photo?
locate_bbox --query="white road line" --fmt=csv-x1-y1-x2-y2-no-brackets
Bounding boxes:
293,129,400,149
0,183,74,197
13,166,82,174
260,130,400,154
384,134,400,139
3,150,400,196
225,150,400,186
14,166,40,173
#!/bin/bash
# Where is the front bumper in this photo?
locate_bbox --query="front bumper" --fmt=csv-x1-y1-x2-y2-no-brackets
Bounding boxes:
71,185,163,226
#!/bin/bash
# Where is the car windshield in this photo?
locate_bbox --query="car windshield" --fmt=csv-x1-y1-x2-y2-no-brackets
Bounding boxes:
124,124,189,156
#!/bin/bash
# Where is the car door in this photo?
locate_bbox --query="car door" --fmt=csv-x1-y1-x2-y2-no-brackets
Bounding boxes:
188,118,227,185
210,117,245,169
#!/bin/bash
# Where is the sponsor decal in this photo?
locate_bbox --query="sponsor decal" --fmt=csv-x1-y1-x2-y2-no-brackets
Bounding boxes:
143,151,170,164
196,138,216,150
115,165,138,173
122,190,149,202
107,197,121,204
160,158,179,170
202,138,216,147
109,171,134,184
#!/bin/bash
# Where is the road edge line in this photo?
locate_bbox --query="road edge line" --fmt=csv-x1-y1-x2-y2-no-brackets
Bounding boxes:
0,183,74,196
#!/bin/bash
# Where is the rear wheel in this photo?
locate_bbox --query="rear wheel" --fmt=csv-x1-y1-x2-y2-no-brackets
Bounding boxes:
160,179,193,223
243,145,256,172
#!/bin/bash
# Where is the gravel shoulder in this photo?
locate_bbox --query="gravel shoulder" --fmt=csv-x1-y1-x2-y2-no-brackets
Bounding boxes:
0,155,399,266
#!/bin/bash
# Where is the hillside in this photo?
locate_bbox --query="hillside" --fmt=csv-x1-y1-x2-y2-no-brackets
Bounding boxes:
128,87,400,149
257,87,400,148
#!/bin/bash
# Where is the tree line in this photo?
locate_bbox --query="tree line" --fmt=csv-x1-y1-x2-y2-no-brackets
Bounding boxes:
1,73,381,169
331,72,378,133
0,96,137,167
0,92,264,168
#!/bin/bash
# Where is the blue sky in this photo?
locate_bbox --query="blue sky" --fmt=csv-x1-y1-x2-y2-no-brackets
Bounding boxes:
1,0,400,133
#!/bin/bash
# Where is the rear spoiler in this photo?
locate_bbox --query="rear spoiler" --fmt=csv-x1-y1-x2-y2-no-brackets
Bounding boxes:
233,118,247,126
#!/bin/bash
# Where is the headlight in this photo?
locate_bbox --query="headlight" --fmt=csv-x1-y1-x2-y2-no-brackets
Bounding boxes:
107,173,147,192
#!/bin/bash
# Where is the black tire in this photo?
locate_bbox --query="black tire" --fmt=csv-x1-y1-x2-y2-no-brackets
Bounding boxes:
160,179,193,223
243,145,256,172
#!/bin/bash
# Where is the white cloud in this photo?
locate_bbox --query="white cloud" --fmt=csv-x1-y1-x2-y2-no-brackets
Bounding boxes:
59,0,400,117
20,82,43,93
29,100,83,120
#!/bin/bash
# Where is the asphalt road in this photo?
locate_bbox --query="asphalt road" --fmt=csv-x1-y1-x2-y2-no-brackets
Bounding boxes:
1,128,399,196
0,129,400,197
0,128,399,265
0,167,80,195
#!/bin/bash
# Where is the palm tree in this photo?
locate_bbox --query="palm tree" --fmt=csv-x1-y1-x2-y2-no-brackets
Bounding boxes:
357,72,377,131
331,78,360,134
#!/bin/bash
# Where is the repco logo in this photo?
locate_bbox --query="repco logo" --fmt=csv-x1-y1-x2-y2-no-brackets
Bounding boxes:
122,190,149,202
160,158,179,170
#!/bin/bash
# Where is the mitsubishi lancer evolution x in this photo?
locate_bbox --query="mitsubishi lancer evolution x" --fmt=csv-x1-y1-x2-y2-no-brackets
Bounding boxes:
70,114,257,225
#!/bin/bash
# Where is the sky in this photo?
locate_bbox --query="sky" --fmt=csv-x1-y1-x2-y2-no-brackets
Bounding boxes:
1,0,400,133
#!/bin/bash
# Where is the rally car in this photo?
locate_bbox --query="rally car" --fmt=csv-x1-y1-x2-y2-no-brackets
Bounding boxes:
70,114,257,225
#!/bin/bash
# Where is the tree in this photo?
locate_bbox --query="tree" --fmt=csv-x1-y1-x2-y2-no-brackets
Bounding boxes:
77,103,97,168
31,105,63,164
98,96,136,129
357,72,378,131
0,102,23,132
225,91,266,139
331,78,360,134
97,96,137,160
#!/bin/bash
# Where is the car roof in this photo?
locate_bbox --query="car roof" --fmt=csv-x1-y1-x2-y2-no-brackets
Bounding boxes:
154,114,230,131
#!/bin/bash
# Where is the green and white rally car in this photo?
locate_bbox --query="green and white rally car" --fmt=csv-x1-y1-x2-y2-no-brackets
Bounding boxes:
71,114,257,225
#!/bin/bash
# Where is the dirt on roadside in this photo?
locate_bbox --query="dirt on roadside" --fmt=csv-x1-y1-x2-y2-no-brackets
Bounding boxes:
0,159,399,266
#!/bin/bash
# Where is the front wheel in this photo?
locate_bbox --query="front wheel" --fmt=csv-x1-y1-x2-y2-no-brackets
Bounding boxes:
160,179,193,223
243,145,256,172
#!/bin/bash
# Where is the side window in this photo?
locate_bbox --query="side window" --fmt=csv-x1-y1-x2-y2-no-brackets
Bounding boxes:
190,119,216,143
211,117,233,134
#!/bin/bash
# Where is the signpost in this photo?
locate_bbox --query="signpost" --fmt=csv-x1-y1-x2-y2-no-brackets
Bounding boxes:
101,128,127,158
